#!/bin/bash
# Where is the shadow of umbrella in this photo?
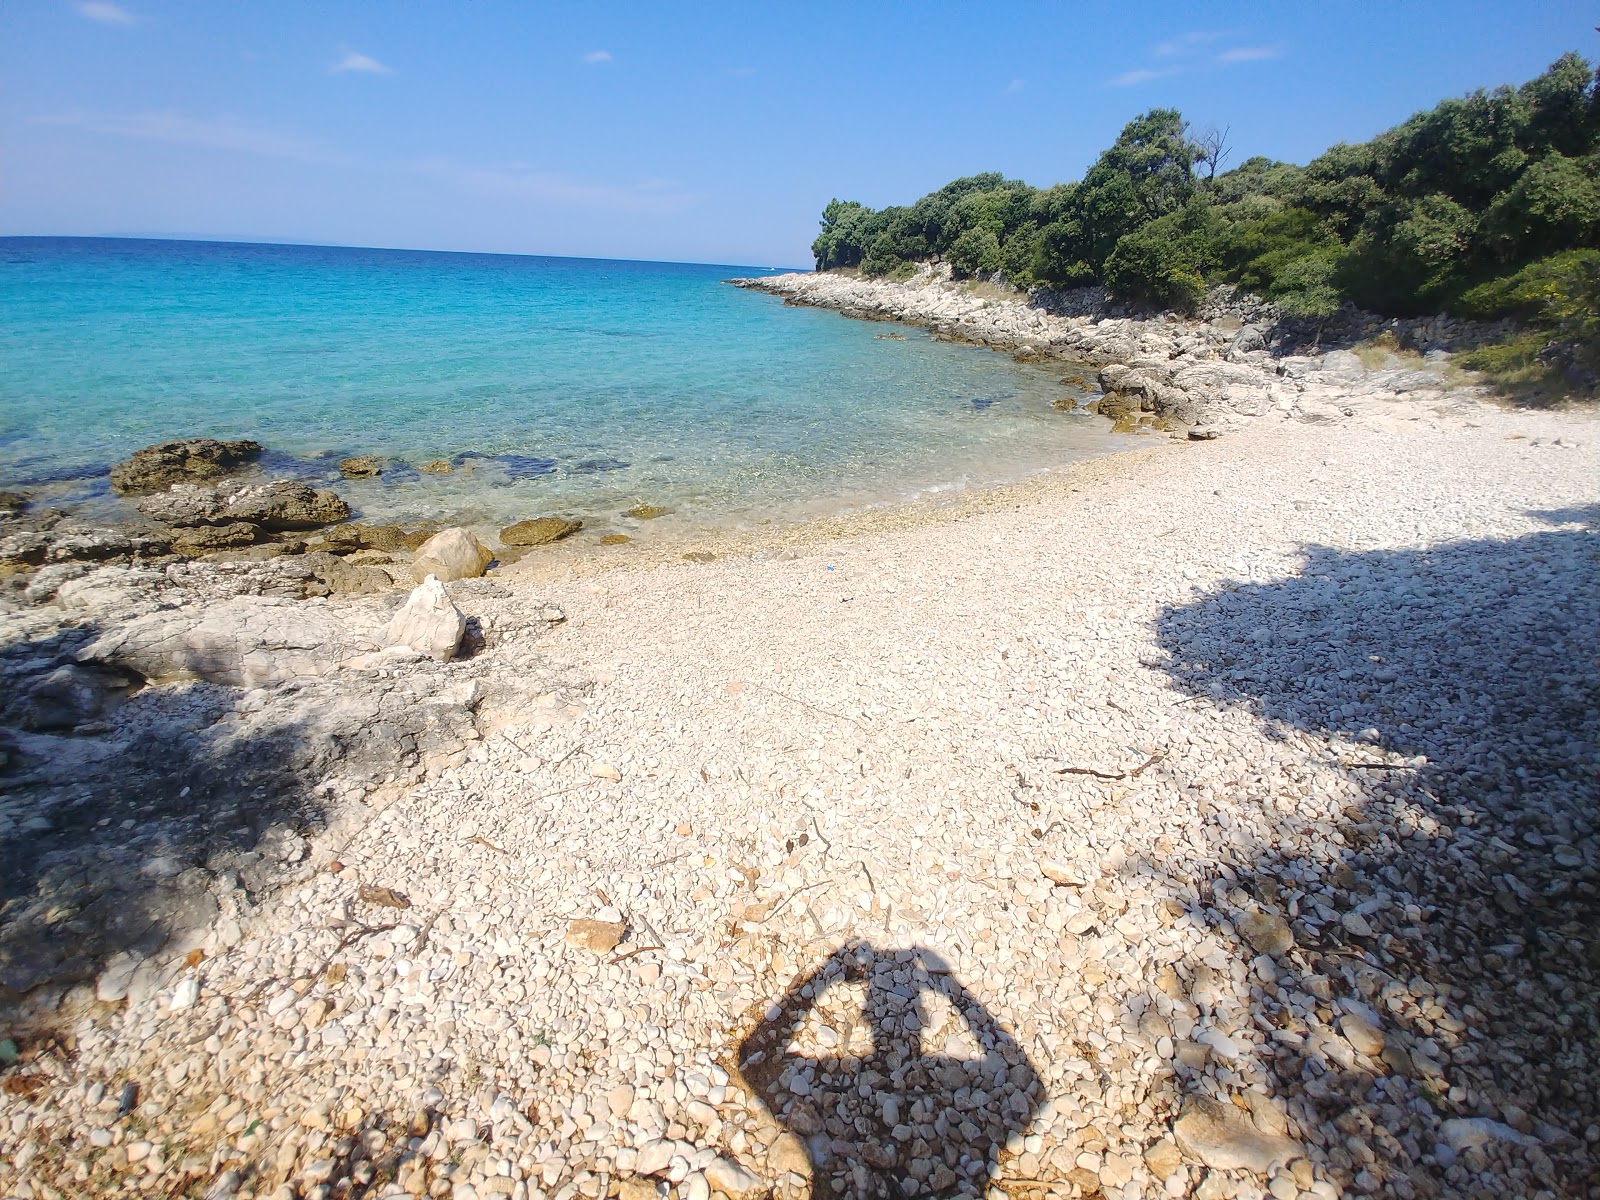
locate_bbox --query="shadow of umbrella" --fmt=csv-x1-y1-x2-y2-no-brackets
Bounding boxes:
736,941,1041,1198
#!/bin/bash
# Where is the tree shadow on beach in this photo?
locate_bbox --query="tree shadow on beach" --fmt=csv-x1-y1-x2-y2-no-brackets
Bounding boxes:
737,942,1041,1198
0,617,332,1019
1151,521,1599,1194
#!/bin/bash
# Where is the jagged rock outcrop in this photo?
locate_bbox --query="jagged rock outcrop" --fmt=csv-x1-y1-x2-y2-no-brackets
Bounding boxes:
386,576,467,662
109,438,263,493
139,479,350,531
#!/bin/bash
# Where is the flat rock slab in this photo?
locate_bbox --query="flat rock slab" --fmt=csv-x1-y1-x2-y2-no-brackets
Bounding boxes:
1173,1095,1303,1174
501,518,583,546
565,919,625,954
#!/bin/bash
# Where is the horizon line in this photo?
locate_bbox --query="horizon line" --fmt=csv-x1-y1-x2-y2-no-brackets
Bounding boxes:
0,232,810,274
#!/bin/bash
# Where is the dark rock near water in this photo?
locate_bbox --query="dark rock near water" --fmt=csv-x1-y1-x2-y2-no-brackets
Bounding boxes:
501,517,583,546
109,438,262,494
170,522,263,555
339,455,382,478
139,480,350,532
0,492,28,519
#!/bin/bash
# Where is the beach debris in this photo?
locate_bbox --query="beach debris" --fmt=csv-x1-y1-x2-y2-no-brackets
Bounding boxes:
339,455,382,478
591,762,622,782
385,575,467,662
411,527,494,581
500,516,583,546
623,504,671,520
109,437,262,493
357,885,411,910
565,919,625,954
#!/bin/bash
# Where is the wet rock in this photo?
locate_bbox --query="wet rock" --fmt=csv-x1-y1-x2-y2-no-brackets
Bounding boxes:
623,505,671,520
1173,1095,1302,1174
421,459,454,473
500,517,583,546
339,455,382,478
109,438,262,494
0,491,29,518
386,576,467,662
412,528,494,582
600,534,631,545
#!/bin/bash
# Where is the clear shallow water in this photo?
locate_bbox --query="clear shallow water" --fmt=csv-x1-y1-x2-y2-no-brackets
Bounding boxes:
0,237,1127,536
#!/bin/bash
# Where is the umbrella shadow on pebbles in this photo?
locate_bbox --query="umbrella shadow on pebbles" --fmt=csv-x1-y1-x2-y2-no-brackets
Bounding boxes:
1153,523,1599,1189
736,941,1041,1198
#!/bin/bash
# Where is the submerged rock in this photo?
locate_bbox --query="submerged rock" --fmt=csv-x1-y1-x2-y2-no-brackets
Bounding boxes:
600,533,631,545
386,576,467,662
412,528,494,582
500,517,583,546
420,459,454,474
109,438,262,494
623,504,671,520
339,455,382,478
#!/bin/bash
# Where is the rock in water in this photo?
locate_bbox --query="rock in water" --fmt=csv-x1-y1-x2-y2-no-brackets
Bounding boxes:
109,438,262,493
623,504,671,520
500,517,583,546
339,455,382,478
386,576,467,662
1173,1095,1302,1174
411,528,494,582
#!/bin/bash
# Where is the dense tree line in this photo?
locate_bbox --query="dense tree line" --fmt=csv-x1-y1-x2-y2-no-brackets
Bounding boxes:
812,55,1600,383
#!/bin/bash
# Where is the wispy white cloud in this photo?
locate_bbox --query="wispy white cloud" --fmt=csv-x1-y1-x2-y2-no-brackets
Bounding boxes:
331,50,391,75
34,109,340,163
75,1,137,24
582,50,612,64
415,157,703,213
1217,44,1283,64
1108,67,1180,88
1005,78,1026,94
1153,30,1222,57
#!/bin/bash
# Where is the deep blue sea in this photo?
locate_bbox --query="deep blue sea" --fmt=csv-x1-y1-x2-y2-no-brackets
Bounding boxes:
0,237,1127,535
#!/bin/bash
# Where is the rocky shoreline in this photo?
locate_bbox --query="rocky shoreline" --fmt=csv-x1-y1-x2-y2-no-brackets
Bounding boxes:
730,265,1511,435
0,301,1596,1200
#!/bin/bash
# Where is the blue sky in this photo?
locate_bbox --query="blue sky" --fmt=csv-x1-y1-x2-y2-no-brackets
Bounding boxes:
2,1,1595,267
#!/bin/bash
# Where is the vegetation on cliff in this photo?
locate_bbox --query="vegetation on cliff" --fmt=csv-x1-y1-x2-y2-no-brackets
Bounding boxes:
812,55,1600,391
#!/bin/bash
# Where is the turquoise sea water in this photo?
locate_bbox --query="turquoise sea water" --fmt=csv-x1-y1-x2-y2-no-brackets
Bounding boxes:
1,237,1127,535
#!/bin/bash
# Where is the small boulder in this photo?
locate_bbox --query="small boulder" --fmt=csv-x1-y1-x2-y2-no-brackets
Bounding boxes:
385,576,467,662
1173,1095,1302,1174
420,459,454,474
705,1157,764,1200
500,517,583,546
0,491,29,518
600,533,631,545
565,919,625,954
1188,426,1222,441
1234,909,1294,957
339,456,382,478
223,481,350,530
411,528,494,582
623,504,670,520
109,438,262,494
